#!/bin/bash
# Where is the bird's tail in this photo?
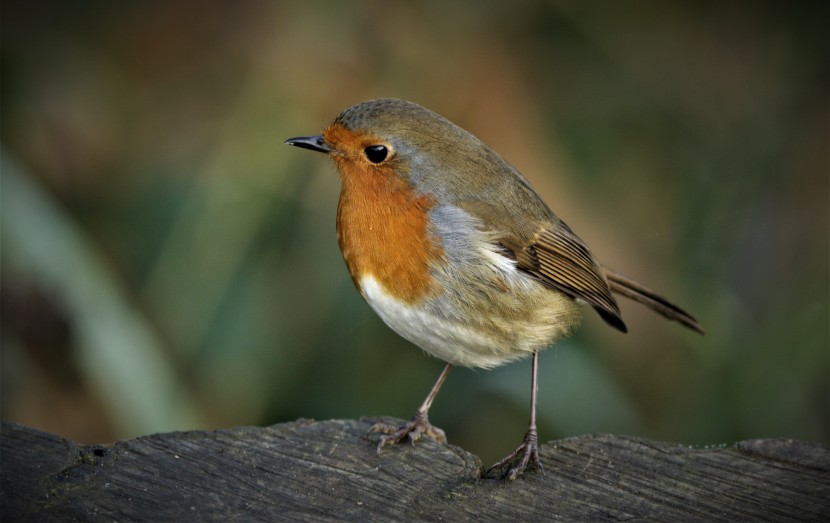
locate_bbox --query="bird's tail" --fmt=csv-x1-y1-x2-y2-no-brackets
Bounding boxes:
603,267,704,335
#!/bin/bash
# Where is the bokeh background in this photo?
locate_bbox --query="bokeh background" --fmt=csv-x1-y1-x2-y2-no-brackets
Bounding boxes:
2,1,827,464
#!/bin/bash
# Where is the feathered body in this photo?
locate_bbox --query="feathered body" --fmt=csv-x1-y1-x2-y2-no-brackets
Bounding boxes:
286,98,702,479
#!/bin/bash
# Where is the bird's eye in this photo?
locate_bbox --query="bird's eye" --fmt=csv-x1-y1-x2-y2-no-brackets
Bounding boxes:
364,145,388,164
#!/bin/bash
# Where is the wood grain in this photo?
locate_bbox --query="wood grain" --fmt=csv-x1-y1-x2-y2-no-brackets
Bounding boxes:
2,419,827,521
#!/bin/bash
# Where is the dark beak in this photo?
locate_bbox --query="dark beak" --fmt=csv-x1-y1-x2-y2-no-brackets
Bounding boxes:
285,135,333,154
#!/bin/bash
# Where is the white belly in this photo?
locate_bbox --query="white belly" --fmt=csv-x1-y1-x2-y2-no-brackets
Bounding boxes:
359,273,579,369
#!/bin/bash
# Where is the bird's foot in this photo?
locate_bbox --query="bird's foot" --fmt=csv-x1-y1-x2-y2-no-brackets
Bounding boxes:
486,428,543,480
368,410,446,452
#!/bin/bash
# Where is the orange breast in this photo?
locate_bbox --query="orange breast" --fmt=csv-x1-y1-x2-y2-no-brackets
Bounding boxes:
333,154,442,305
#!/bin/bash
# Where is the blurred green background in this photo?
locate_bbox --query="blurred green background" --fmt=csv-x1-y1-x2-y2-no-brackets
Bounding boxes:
1,1,827,464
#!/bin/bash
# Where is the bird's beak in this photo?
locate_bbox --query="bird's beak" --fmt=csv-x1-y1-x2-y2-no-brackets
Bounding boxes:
284,135,333,154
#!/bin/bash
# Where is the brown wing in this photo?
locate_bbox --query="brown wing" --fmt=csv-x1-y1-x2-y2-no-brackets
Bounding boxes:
455,200,626,332
521,220,627,333
459,200,704,334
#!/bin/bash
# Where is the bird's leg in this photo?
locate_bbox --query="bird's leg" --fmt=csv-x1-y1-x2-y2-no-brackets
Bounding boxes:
369,362,452,451
487,350,544,480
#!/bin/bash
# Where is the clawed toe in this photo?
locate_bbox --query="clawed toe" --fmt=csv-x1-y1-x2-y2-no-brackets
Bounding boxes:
486,429,543,480
368,411,447,452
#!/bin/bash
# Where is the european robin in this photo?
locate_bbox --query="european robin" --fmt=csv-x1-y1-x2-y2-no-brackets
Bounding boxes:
286,98,703,480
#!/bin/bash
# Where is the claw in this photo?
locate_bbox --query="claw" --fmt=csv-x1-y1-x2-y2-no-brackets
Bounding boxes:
368,411,447,453
486,428,543,480
367,364,453,453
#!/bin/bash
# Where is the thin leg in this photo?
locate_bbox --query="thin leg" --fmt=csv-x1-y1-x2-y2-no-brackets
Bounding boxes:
487,351,544,480
369,362,453,451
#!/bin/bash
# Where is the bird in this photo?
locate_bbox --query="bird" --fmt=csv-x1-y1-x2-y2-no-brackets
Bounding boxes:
285,98,703,480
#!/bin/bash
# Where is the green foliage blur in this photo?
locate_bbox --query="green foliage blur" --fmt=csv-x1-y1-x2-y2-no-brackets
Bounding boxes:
2,1,827,464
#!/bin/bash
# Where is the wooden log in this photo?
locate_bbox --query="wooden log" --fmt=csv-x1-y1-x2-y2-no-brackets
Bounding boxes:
2,419,828,521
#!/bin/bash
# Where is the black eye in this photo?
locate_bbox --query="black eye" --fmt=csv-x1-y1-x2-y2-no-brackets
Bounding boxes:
364,145,388,163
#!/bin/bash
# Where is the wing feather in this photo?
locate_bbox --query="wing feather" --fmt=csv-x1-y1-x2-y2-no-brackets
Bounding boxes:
456,201,701,335
522,221,626,332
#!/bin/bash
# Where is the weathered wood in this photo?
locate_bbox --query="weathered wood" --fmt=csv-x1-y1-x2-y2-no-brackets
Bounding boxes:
2,419,827,521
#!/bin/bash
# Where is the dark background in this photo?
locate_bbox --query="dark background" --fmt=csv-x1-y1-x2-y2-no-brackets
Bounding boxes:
2,1,827,464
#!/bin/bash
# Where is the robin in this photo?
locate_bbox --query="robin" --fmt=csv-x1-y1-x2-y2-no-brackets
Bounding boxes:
286,98,703,480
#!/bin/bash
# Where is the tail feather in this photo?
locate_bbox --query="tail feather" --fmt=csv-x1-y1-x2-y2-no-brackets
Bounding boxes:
603,267,704,335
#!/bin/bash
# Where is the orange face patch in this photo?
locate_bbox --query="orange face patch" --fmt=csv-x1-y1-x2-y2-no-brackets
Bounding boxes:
324,123,442,304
